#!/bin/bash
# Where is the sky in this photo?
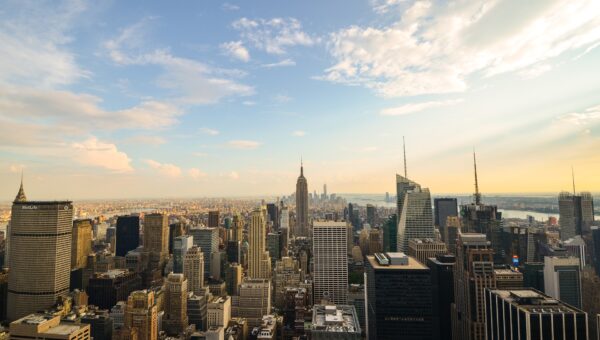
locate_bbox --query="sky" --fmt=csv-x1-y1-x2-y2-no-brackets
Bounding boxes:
1,0,600,200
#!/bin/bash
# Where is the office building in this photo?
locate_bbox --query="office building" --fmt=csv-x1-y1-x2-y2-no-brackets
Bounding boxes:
434,198,458,242
408,238,447,265
485,289,588,340
143,213,169,267
232,278,271,328
168,222,185,255
347,284,365,332
311,305,361,340
9,314,91,340
522,262,545,292
564,235,587,269
267,232,280,262
494,268,523,289
80,309,114,340
445,216,461,254
208,211,219,229
396,176,435,252
559,191,595,240
231,213,243,242
366,204,376,227
227,240,241,264
188,289,210,332
295,161,309,237
592,226,600,277
544,256,582,308
365,252,433,340
313,221,349,304
248,209,271,279
273,257,302,309
382,214,397,252
225,263,243,296
123,290,158,340
87,269,142,310
502,225,535,265
266,203,279,229
163,273,188,335
72,219,93,270
207,296,231,328
368,228,383,255
184,246,205,296
190,227,219,279
427,254,455,340
116,216,140,257
451,233,496,340
7,182,73,321
173,235,193,274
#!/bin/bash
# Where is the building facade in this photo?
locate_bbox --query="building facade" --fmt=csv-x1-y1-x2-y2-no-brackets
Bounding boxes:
313,221,348,305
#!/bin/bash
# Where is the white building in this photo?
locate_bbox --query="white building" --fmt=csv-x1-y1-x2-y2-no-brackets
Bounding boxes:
313,221,349,305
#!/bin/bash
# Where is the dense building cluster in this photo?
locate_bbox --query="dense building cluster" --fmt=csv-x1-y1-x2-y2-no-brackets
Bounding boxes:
1,157,600,340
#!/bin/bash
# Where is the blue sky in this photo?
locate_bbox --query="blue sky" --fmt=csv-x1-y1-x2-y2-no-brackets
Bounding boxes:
1,0,600,199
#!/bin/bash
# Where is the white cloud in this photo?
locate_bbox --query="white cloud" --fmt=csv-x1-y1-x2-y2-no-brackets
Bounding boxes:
243,101,256,106
274,94,292,103
232,17,316,54
220,41,250,62
559,105,600,125
126,135,167,145
222,3,240,11
0,0,89,87
0,85,182,130
188,168,207,180
227,140,261,149
324,0,600,97
229,171,240,180
292,130,306,137
200,128,220,136
145,159,182,177
261,59,296,68
72,137,133,173
105,21,254,104
380,99,463,116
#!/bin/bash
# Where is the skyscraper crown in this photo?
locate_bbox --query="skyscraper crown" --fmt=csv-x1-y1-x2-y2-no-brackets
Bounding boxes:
14,173,27,203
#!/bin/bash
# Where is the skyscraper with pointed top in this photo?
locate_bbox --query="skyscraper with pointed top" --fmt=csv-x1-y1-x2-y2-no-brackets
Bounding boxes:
559,168,594,240
7,179,73,321
295,160,309,237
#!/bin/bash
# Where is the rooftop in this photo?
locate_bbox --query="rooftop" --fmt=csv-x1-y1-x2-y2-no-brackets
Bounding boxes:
312,305,360,334
368,253,428,270
490,289,584,314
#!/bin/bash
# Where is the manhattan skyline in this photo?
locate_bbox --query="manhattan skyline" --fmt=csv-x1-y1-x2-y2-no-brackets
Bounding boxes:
1,0,600,199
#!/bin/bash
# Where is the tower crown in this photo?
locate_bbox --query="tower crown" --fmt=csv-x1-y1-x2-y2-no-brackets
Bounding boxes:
14,173,27,203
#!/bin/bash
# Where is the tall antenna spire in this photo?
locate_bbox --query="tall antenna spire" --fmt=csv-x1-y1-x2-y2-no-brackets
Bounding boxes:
300,156,304,177
473,150,481,205
403,136,407,178
572,165,576,195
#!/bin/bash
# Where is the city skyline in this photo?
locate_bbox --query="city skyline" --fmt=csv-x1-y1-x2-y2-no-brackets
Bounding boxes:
2,0,600,199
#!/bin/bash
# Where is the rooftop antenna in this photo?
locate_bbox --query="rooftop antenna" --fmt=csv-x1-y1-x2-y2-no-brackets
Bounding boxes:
403,136,407,178
473,149,481,205
572,165,576,195
300,156,304,176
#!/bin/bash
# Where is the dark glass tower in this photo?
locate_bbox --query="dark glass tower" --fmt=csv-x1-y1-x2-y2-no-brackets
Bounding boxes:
115,215,140,257
382,214,397,252
366,252,433,340
427,254,455,340
434,198,458,242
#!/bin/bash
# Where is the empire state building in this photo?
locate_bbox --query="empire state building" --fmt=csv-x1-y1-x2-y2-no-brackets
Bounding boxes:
295,161,309,237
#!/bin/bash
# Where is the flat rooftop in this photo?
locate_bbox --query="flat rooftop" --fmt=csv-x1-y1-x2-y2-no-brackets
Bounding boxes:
490,289,583,314
367,254,428,270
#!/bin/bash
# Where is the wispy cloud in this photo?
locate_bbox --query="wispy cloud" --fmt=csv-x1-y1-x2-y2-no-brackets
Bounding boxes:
126,135,167,145
145,159,182,177
274,94,292,103
221,3,240,11
380,99,463,116
559,105,600,125
232,17,316,54
292,130,306,137
261,59,296,68
188,168,207,180
73,137,133,173
324,0,600,97
220,41,250,62
199,127,220,136
227,140,261,149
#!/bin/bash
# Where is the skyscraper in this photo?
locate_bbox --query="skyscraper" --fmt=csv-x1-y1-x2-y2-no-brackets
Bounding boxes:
7,181,73,321
72,219,93,270
434,198,458,242
451,233,496,340
313,221,348,304
123,290,158,340
163,273,189,335
248,209,271,279
396,175,435,252
559,191,595,240
231,213,243,242
173,235,193,273
544,256,582,308
189,227,219,279
485,289,588,340
366,204,376,227
427,254,455,340
295,161,309,237
116,216,140,257
232,278,271,328
266,203,279,229
365,252,433,340
382,214,397,252
208,211,219,229
184,246,205,296
143,213,169,260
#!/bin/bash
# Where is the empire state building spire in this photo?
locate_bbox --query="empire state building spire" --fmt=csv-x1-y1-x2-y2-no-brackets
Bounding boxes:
14,171,27,203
